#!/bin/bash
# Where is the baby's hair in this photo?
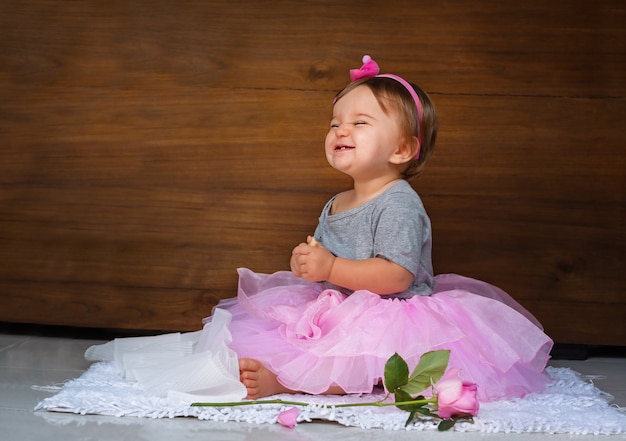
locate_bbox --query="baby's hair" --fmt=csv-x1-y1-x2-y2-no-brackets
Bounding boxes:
334,77,438,180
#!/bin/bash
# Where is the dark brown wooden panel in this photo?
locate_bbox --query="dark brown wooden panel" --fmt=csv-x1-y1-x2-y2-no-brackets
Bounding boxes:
0,0,624,345
0,280,214,330
1,1,623,96
526,301,626,347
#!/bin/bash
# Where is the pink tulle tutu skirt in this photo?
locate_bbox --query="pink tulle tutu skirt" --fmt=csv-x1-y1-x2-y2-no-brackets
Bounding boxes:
206,268,553,402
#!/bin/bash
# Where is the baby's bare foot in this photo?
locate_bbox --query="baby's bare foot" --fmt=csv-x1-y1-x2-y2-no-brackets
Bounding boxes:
238,358,293,400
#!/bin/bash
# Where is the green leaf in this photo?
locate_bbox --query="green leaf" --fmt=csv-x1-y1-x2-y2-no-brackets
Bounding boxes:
404,410,417,427
384,352,409,392
394,389,421,412
400,350,450,395
437,418,456,431
437,414,474,431
413,405,436,417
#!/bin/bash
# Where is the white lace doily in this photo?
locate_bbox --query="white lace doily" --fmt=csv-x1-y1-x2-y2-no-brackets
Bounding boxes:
34,362,626,434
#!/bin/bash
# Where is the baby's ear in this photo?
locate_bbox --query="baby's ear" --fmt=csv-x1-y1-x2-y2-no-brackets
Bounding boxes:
391,136,420,164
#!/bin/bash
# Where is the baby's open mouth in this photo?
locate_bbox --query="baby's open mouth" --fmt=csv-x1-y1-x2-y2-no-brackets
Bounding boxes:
335,145,355,151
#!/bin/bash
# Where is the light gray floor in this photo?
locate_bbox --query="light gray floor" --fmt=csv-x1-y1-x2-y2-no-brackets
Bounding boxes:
1,329,625,440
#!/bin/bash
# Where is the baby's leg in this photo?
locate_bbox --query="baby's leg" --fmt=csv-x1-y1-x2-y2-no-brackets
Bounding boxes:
238,358,347,399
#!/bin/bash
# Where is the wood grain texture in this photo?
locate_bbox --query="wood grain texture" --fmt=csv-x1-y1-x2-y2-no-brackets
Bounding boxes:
0,0,624,344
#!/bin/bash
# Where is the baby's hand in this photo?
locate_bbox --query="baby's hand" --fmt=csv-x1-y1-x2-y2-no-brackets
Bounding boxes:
291,236,335,281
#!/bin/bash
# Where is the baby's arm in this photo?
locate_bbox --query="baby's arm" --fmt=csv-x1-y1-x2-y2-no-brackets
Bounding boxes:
291,237,413,295
329,256,413,295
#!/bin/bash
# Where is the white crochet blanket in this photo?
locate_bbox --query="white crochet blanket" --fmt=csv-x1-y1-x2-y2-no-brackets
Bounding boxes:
35,363,626,435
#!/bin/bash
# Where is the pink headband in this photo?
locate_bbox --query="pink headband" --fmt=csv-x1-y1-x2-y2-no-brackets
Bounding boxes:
348,55,423,153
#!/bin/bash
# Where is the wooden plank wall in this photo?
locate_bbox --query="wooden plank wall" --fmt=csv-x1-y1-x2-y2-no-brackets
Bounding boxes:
0,0,624,345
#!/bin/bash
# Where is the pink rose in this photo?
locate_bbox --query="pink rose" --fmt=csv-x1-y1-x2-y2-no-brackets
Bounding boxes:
277,407,299,428
435,368,479,419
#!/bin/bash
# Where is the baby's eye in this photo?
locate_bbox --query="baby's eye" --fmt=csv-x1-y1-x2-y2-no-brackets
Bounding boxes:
330,123,339,128
354,121,367,126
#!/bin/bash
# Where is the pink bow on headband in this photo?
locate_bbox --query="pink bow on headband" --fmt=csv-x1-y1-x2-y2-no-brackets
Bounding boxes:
350,55,380,81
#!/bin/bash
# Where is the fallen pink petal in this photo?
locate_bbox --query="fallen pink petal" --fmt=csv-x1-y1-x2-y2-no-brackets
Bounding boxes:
277,407,299,428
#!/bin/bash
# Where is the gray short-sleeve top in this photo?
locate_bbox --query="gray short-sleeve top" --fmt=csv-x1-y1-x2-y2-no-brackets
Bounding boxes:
313,180,434,298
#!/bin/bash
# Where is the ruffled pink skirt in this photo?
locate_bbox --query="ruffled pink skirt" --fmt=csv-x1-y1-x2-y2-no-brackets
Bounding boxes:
206,268,553,402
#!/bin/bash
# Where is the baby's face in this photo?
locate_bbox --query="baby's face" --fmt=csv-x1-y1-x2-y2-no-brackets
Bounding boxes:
325,85,405,180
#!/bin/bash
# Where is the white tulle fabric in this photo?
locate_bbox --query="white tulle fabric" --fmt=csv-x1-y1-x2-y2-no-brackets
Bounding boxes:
85,308,246,404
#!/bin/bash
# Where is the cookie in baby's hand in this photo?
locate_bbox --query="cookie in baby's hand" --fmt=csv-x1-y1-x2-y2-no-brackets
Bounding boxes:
308,237,320,247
